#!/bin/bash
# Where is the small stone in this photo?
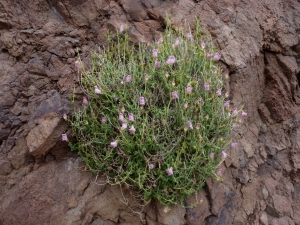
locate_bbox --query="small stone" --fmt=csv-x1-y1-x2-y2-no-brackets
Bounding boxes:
0,159,13,175
262,186,269,200
260,211,269,225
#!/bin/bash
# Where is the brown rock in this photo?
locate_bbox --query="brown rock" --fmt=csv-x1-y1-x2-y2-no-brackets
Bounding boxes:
260,211,269,225
156,201,186,225
241,183,259,215
186,189,210,225
265,205,280,218
26,112,67,158
121,0,148,22
240,139,255,158
7,136,30,169
270,216,295,225
1,0,300,224
90,217,116,225
272,194,293,217
0,159,13,175
206,177,227,215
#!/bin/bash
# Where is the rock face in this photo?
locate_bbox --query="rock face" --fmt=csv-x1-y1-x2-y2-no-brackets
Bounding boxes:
0,0,300,224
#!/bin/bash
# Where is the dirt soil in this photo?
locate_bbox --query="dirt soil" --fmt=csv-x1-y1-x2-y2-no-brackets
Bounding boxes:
1,0,300,224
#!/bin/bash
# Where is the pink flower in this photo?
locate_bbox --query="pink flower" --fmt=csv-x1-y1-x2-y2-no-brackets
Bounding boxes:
172,80,175,86
128,113,134,121
201,42,206,49
119,113,125,122
166,167,173,176
231,142,238,149
242,111,248,118
144,74,149,81
184,102,189,109
121,122,128,130
186,32,192,39
94,86,101,94
62,133,68,141
120,24,124,32
149,163,155,169
163,206,170,213
209,152,214,159
75,60,82,68
224,100,230,107
83,97,88,105
196,123,200,130
110,141,118,148
204,83,210,91
101,117,107,123
165,72,169,78
139,96,145,106
125,75,132,83
155,61,161,67
63,113,67,120
214,52,221,61
153,49,158,58
185,120,193,130
216,88,222,96
232,124,239,131
221,151,227,159
129,125,136,133
232,108,238,115
216,168,223,176
166,56,176,65
172,91,179,99
173,38,180,47
157,36,163,44
207,53,213,59
186,84,192,93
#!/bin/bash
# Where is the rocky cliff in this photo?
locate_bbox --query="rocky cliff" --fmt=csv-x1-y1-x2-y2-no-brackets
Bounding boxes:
0,0,300,224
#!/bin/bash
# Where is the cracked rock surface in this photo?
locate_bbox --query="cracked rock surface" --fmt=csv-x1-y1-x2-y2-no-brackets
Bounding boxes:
0,0,300,224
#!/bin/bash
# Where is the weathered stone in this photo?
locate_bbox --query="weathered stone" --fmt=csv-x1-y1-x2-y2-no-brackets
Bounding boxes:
260,211,269,225
31,90,71,121
0,158,92,224
121,0,148,22
186,189,210,225
7,136,29,169
0,0,300,224
241,183,258,215
90,217,116,225
270,216,295,225
206,177,227,215
0,159,13,175
273,194,293,217
240,139,255,158
262,186,269,200
26,112,67,158
156,201,186,225
265,205,280,218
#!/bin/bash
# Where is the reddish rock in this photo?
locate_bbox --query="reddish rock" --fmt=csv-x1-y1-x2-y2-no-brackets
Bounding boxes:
273,194,293,217
185,189,210,225
0,159,13,175
26,112,67,159
156,201,186,225
7,136,30,169
270,216,295,225
0,0,300,224
206,177,227,216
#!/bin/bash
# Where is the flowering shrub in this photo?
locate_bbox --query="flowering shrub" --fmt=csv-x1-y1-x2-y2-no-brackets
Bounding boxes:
68,20,244,207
